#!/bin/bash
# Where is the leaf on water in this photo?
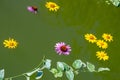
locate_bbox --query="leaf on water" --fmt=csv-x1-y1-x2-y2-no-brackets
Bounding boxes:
65,70,74,80
105,0,111,5
54,71,63,78
44,59,51,69
35,71,43,79
50,68,58,74
69,67,74,71
81,62,87,68
0,78,3,80
50,68,63,78
87,62,95,72
72,60,83,69
0,69,4,80
109,0,120,6
98,67,110,72
57,62,64,71
62,62,70,71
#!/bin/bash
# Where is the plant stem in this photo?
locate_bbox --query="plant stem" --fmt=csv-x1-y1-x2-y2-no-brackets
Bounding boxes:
4,56,46,79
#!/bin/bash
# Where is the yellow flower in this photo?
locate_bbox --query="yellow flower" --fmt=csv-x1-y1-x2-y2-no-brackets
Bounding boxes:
102,33,113,42
96,40,108,49
96,51,109,61
3,38,18,49
45,2,60,12
84,34,97,43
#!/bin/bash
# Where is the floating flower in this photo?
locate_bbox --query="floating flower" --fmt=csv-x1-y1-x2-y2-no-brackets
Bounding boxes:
45,2,60,12
3,38,18,49
55,42,71,55
96,51,109,61
84,34,97,43
27,6,38,14
102,33,113,42
96,40,108,49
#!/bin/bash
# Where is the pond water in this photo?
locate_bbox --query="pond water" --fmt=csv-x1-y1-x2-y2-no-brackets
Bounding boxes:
0,0,120,80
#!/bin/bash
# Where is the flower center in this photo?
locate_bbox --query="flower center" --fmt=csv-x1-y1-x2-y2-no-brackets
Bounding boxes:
50,4,55,8
60,45,67,52
106,36,110,39
32,6,38,11
89,36,94,40
101,54,105,57
100,42,104,46
10,42,14,46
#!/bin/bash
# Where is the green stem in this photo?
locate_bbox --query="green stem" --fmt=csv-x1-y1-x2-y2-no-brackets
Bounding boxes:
4,56,46,79
5,74,24,79
34,56,45,69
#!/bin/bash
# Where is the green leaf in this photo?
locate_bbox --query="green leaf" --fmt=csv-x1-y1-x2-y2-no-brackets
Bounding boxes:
54,71,63,78
87,62,95,72
98,67,110,72
81,62,86,67
50,68,58,74
35,71,43,79
65,70,74,80
0,78,3,80
69,66,74,71
50,68,63,78
44,59,51,69
62,62,70,71
0,69,4,80
109,0,120,6
57,62,64,71
72,60,82,69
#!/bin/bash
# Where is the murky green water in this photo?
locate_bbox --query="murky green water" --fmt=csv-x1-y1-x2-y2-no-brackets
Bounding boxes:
0,0,120,80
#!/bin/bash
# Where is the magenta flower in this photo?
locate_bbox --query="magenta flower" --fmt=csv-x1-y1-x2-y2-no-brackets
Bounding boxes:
27,6,38,14
55,42,71,55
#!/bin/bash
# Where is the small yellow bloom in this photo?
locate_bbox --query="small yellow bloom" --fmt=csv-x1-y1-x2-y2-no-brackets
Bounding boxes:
96,40,108,49
102,33,113,42
96,51,109,61
85,34,97,43
3,38,18,49
45,2,60,12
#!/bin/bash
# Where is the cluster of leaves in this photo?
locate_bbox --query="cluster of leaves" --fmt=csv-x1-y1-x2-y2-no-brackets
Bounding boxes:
106,0,120,7
50,59,110,80
110,0,120,6
0,59,110,80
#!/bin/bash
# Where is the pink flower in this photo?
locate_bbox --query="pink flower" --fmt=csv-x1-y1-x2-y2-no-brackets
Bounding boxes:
27,6,38,14
55,42,71,55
